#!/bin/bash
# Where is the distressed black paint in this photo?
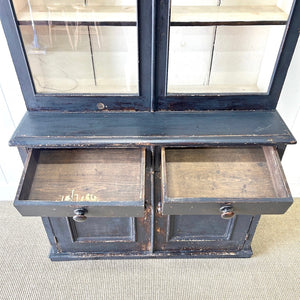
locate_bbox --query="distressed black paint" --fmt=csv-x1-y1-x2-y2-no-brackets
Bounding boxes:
1,0,298,260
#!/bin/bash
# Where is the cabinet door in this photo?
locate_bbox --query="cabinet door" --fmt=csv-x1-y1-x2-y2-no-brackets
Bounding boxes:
4,0,152,111
42,214,151,257
155,0,299,110
154,213,255,253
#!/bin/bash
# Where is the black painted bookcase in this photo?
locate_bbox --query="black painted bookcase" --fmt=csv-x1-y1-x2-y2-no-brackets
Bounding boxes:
1,0,299,260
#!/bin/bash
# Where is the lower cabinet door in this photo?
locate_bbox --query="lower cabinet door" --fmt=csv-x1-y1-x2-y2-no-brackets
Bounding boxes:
43,215,151,254
154,213,256,253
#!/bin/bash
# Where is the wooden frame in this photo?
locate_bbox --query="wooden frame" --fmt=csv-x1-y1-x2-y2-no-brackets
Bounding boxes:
1,0,299,111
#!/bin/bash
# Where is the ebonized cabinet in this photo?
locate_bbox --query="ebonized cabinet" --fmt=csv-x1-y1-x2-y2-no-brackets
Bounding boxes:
1,0,299,260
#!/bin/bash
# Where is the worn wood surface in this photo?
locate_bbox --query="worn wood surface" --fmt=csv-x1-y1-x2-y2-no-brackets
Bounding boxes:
14,148,146,217
28,149,144,203
9,111,296,147
161,146,293,215
165,147,276,198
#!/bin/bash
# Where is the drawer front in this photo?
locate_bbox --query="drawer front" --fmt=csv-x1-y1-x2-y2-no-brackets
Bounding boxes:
14,148,146,218
161,146,293,216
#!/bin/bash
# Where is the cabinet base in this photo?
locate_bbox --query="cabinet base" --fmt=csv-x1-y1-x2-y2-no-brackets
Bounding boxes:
49,247,253,261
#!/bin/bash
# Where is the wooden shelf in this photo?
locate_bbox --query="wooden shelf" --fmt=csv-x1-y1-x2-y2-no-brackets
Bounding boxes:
16,4,136,24
171,5,289,25
9,111,296,147
168,85,263,94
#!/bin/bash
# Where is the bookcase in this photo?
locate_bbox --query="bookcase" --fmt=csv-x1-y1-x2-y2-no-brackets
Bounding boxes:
1,0,299,260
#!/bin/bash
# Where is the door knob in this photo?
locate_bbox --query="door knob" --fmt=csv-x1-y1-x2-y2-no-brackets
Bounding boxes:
220,205,235,219
73,208,88,222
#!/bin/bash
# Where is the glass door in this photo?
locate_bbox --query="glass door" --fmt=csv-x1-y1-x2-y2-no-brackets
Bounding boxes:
155,0,298,110
10,0,152,110
13,0,138,94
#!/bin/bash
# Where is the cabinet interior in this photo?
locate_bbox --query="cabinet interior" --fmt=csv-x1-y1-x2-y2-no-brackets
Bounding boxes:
171,0,293,22
168,25,285,94
11,0,295,96
167,0,293,94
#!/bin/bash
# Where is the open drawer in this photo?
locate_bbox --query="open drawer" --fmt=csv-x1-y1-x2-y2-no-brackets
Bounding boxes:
14,148,146,219
161,147,293,217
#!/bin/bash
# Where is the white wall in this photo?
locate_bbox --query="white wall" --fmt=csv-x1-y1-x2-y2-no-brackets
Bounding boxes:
277,39,300,196
0,21,299,200
0,22,26,201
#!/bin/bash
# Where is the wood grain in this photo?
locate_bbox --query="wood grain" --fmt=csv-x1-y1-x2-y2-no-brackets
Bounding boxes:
28,148,145,202
165,147,277,198
15,4,136,23
171,5,288,23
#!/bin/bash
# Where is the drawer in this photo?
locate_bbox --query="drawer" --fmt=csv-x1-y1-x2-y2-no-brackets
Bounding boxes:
161,147,292,217
14,148,146,218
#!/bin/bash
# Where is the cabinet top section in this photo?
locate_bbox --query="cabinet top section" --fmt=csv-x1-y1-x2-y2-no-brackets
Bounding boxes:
9,110,296,147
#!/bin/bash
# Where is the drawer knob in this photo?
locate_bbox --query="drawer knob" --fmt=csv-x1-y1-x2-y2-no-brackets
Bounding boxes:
73,208,87,223
220,205,235,219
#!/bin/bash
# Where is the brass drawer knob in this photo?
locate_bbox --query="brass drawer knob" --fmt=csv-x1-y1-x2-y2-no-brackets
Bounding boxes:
73,208,87,223
220,205,235,219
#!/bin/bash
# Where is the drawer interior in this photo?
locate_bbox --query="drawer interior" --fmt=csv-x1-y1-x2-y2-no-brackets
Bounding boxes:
161,147,292,215
15,148,146,217
25,149,144,203
165,147,276,199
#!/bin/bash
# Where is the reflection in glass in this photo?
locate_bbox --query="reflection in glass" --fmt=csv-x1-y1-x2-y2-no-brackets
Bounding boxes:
168,26,285,94
13,0,137,22
168,0,293,94
13,0,138,94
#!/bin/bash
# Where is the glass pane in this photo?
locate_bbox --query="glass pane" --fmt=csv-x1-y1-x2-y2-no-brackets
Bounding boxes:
168,0,294,94
13,0,138,94
168,25,285,94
